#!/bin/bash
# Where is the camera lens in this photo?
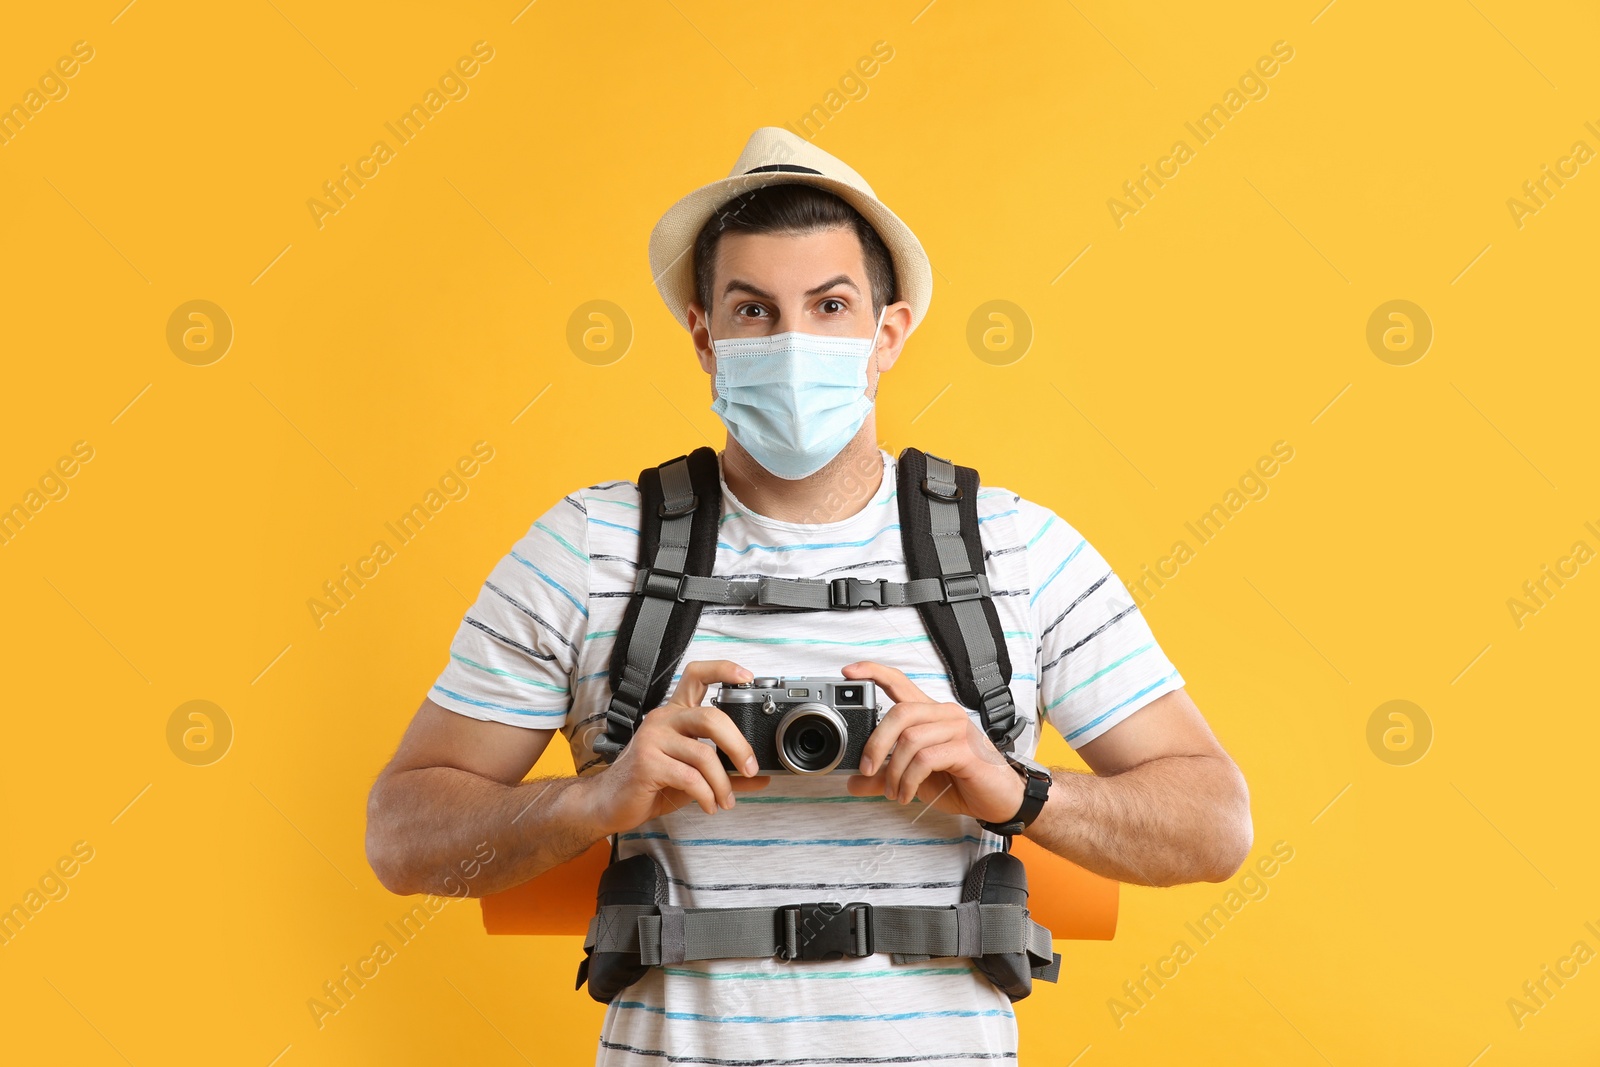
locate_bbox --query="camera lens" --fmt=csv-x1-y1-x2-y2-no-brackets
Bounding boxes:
795,725,827,757
776,704,846,774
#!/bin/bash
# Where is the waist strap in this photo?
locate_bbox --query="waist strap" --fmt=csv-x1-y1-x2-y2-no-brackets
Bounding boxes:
583,899,1059,980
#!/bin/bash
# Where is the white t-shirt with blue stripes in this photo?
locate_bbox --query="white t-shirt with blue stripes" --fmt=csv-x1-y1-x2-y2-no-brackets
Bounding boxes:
429,448,1184,1065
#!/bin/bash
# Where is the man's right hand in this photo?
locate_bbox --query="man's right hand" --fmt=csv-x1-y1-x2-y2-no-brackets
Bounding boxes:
581,659,771,835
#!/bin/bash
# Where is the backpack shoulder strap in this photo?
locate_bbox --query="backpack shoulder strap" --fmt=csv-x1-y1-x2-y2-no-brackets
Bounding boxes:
896,447,1024,753
595,446,723,761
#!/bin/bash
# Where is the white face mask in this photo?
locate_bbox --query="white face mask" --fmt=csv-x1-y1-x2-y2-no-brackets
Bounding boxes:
709,306,888,480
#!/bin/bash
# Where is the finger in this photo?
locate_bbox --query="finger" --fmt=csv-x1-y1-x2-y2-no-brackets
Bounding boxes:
882,721,960,801
666,659,754,710
897,740,965,803
647,701,759,775
845,770,887,796
841,660,932,706
687,703,765,777
659,733,739,809
859,701,951,777
658,757,720,816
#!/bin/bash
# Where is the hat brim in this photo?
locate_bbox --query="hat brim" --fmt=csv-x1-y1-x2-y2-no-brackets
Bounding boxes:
649,172,932,337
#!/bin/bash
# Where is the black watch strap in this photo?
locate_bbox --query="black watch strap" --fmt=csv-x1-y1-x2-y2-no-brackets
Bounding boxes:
978,754,1052,836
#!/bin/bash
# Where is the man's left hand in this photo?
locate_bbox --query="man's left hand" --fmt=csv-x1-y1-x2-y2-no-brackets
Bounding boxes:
842,661,1024,824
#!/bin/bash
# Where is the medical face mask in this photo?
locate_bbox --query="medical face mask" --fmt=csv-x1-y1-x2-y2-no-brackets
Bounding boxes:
709,306,888,481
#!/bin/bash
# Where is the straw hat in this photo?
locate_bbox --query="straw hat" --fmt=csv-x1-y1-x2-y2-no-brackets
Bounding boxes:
647,126,932,336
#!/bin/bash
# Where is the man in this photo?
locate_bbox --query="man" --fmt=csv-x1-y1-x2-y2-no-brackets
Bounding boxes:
365,127,1252,1064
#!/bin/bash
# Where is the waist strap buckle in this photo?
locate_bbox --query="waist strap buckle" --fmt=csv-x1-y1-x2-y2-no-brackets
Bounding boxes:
777,901,874,961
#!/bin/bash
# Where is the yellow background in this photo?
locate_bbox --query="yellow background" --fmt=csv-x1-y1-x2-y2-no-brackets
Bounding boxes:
2,1,1596,1063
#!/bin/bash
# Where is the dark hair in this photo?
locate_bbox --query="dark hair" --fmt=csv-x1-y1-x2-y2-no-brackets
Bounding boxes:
692,183,897,320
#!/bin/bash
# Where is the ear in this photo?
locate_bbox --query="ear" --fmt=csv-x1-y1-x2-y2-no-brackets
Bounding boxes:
872,301,914,374
687,301,715,374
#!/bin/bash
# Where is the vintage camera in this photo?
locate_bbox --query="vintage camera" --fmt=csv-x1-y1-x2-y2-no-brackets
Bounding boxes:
711,676,884,775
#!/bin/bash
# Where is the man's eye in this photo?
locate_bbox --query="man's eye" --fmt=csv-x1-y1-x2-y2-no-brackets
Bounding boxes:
821,298,846,314
736,303,767,318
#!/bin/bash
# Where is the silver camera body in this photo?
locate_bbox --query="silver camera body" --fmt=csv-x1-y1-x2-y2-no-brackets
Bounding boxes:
712,676,885,775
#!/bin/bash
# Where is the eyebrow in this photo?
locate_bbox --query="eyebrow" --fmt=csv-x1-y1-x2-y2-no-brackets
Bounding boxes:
722,274,861,302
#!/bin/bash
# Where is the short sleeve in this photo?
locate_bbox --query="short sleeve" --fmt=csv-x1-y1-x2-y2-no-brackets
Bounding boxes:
428,491,591,731
1019,499,1185,748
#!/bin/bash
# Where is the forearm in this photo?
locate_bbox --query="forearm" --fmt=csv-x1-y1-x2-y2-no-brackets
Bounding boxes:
1021,754,1251,886
366,767,608,897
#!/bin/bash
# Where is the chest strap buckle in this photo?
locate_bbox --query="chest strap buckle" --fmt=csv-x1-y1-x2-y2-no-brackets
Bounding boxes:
830,577,888,608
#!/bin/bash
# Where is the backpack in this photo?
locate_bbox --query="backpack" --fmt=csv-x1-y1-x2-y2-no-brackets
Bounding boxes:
575,445,1061,1001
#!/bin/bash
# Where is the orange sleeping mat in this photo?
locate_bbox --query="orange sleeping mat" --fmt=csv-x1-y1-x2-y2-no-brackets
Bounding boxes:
480,833,1118,941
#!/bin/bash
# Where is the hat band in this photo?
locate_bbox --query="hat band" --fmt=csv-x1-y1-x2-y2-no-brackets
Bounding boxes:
742,164,823,175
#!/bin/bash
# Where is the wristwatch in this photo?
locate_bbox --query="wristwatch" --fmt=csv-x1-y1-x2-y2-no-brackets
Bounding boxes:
977,752,1053,836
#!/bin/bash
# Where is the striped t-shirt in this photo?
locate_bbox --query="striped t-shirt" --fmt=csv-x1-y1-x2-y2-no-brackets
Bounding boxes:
429,447,1184,1065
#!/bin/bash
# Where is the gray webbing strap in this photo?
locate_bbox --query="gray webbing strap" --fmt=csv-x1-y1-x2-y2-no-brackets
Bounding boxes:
957,900,982,958
634,906,796,964
636,572,989,610
589,901,1053,967
870,901,1050,961
657,904,687,965
602,456,697,749
923,454,1022,752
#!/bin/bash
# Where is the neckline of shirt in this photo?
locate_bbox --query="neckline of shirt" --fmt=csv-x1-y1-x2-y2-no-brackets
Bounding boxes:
717,448,895,534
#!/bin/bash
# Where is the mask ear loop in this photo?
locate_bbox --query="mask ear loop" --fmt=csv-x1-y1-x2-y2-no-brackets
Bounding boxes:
868,304,888,355
866,304,889,400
